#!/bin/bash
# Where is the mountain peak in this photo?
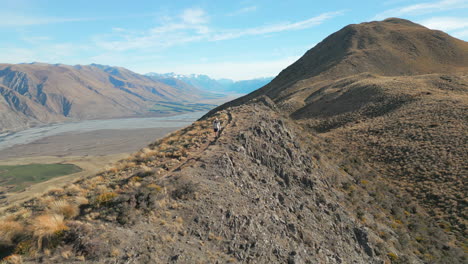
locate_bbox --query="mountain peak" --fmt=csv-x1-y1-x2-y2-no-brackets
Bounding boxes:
381,17,425,27
252,17,468,99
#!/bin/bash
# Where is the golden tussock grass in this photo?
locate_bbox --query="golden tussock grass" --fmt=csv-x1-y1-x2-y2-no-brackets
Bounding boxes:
137,148,159,159
95,185,110,194
1,254,23,264
48,200,79,219
110,248,120,257
105,166,119,174
31,214,68,249
74,196,89,205
60,249,72,259
161,234,174,243
0,220,24,243
64,184,86,196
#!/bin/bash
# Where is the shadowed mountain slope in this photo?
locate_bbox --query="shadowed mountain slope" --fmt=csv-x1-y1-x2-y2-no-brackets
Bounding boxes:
0,63,205,132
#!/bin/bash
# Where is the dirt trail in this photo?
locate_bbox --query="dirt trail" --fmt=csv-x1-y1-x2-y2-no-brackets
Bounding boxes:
163,112,233,176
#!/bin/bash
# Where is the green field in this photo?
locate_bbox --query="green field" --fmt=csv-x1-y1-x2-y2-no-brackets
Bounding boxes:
150,101,216,113
0,163,82,192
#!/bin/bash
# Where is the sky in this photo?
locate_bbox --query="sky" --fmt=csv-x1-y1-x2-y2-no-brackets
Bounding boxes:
0,0,467,80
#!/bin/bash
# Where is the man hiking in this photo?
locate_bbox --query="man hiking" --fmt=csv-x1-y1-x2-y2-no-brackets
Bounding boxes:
213,118,221,138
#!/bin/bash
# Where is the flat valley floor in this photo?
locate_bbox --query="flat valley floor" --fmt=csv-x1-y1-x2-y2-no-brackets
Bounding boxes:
0,126,184,211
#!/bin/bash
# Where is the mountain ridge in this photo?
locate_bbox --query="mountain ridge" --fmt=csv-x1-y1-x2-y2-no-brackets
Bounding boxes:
146,72,273,94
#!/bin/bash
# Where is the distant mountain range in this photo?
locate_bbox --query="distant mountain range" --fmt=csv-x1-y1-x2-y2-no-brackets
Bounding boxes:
0,62,273,132
0,63,214,132
146,72,273,94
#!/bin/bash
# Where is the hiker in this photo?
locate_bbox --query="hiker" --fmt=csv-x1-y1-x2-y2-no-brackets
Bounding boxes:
213,118,221,137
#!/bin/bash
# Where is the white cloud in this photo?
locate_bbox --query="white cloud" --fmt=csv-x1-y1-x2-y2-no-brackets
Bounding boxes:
94,9,342,52
0,42,91,64
0,13,94,27
374,0,468,20
181,8,208,24
0,12,160,27
419,16,468,40
0,47,36,63
211,11,344,41
419,16,468,31
228,5,258,16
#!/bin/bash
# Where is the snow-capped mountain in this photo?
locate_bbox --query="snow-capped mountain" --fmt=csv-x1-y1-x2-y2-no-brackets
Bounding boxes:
146,72,273,94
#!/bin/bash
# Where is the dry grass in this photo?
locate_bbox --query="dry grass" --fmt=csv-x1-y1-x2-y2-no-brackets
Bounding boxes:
0,220,24,244
94,192,118,206
31,214,68,249
0,254,23,264
64,184,87,196
48,200,79,219
46,188,65,197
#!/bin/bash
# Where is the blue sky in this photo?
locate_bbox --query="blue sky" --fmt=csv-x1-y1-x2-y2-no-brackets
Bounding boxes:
1,0,467,80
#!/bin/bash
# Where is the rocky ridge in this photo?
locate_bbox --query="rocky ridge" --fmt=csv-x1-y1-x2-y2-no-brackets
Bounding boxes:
1,98,464,263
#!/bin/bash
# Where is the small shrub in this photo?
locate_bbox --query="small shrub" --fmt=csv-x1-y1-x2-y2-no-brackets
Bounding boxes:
129,176,142,183
147,184,163,192
135,167,154,178
172,181,198,200
357,209,365,221
13,241,33,255
94,192,118,206
387,252,398,262
47,188,65,197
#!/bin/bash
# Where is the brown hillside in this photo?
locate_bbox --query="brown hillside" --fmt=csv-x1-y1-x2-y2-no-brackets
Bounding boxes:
207,18,468,112
261,18,468,100
290,73,468,235
0,63,204,132
1,100,465,263
206,17,468,253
